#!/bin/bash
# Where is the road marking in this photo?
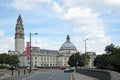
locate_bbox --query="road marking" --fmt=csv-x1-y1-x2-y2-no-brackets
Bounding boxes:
70,73,73,80
46,72,56,80
22,72,42,80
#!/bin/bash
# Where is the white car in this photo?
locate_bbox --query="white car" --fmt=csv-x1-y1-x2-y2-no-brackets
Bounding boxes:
64,67,74,72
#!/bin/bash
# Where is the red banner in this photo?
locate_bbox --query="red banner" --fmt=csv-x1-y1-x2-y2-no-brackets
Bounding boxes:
26,42,30,60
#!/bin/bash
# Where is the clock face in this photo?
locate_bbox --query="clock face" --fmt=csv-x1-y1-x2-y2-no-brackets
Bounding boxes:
20,30,23,33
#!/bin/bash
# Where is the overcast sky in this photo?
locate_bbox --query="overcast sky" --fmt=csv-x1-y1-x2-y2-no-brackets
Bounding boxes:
0,0,120,54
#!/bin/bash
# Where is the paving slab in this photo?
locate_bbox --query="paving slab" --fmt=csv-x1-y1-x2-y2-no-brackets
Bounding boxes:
74,72,99,80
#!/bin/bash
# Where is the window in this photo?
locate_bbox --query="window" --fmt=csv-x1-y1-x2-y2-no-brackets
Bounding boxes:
35,56,37,60
44,57,46,60
41,57,43,60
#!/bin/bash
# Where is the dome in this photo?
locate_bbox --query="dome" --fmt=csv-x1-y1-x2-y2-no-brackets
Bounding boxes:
59,35,77,51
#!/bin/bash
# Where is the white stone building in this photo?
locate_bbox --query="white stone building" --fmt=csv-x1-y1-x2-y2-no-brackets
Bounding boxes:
86,52,96,68
14,15,78,68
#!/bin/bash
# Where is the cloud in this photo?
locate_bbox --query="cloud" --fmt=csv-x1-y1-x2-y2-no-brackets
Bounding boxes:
63,0,106,8
62,7,103,34
10,0,51,10
108,0,120,6
61,7,111,54
52,1,64,13
0,30,4,36
63,0,120,7
63,0,120,14
0,30,14,53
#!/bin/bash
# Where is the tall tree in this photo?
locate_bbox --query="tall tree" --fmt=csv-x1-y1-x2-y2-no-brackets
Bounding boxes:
0,53,8,64
81,54,90,66
68,52,90,67
0,53,19,67
94,44,120,72
10,55,19,67
105,43,115,54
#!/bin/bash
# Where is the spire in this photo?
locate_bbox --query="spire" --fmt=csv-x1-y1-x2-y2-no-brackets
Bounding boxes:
66,35,70,42
16,14,23,30
17,14,22,22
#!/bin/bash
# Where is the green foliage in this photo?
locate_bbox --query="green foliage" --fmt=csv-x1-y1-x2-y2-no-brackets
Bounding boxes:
94,43,120,72
0,64,6,69
9,55,19,67
104,44,115,54
0,53,19,67
68,52,90,67
81,54,90,66
0,53,8,64
94,54,113,70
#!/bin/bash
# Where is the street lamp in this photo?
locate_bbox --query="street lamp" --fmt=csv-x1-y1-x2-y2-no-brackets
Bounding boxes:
29,32,38,74
84,38,88,54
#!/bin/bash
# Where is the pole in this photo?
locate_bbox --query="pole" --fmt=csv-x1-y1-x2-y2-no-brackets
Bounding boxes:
11,69,13,76
29,33,31,74
23,62,25,74
74,54,76,79
84,38,88,54
85,40,86,53
29,33,38,74
17,63,19,75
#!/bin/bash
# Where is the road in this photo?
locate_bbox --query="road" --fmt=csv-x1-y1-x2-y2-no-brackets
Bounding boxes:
3,70,72,80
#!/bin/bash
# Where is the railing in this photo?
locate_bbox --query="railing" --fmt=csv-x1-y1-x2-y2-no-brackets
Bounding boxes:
76,68,120,80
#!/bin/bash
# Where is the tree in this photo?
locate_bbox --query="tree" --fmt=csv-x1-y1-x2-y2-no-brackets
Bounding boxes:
68,52,90,67
68,52,81,67
0,53,8,64
94,44,120,72
0,53,19,67
104,44,115,54
9,55,19,67
81,54,90,66
94,54,112,70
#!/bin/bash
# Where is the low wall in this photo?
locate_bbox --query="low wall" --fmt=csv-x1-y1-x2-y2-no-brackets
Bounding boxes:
0,73,4,76
76,68,120,80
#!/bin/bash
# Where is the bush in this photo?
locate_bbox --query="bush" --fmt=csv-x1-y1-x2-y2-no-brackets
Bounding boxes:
0,64,6,69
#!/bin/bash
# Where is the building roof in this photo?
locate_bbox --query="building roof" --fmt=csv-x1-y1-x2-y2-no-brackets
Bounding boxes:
40,49,59,54
59,35,77,51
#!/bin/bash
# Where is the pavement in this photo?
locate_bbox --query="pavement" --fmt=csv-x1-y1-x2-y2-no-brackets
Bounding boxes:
73,72,99,80
0,73,11,80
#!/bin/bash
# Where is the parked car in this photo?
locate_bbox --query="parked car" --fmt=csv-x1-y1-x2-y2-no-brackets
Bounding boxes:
64,67,74,72
59,66,66,70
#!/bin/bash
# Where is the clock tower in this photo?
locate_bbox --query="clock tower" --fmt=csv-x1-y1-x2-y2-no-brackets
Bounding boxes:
15,15,24,54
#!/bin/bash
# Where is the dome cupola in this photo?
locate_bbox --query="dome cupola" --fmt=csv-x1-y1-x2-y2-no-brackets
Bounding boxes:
59,35,77,51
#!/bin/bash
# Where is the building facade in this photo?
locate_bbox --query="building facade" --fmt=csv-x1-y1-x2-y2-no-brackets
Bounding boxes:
14,15,78,67
86,52,96,68
19,35,78,67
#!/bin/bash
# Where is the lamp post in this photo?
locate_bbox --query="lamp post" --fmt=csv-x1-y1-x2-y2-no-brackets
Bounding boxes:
84,38,88,54
29,32,38,74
